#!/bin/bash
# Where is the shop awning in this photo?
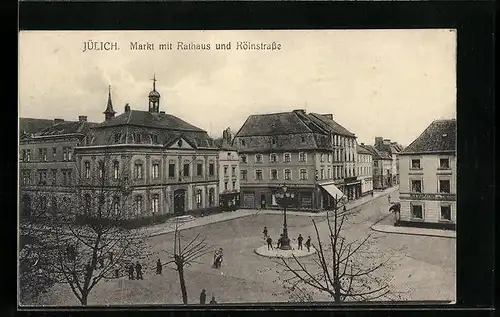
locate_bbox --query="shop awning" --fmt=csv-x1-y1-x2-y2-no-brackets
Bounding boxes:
319,183,345,200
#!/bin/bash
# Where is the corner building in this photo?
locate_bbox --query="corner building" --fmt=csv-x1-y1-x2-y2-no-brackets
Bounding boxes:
399,119,456,229
234,110,359,211
74,81,219,219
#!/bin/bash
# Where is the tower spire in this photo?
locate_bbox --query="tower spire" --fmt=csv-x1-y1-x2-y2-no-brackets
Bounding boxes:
103,85,116,121
152,74,157,91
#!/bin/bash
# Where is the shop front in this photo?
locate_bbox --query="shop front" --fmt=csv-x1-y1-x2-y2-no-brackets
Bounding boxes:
344,177,361,201
219,191,240,211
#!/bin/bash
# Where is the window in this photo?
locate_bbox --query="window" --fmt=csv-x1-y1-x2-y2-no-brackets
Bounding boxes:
63,147,70,161
196,190,202,208
152,195,159,214
224,166,228,177
51,169,57,185
271,169,278,180
38,170,47,185
320,153,325,162
209,163,215,176
152,163,160,179
241,155,247,163
113,196,120,214
255,154,263,163
39,149,47,162
241,140,246,146
411,159,421,169
411,204,423,220
320,169,324,180
183,163,190,177
241,170,247,181
21,150,25,162
271,137,276,145
327,168,331,179
411,180,422,193
300,169,307,180
209,188,215,206
328,154,332,163
284,153,291,162
113,161,120,179
255,170,263,180
440,205,451,221
26,149,31,162
224,182,228,190
114,133,121,143
85,161,91,179
227,152,232,159
299,152,307,162
439,158,450,169
98,161,104,179
270,153,277,163
232,181,236,189
439,179,451,193
84,194,91,214
52,148,57,160
135,196,143,215
301,136,306,142
231,166,236,176
135,133,142,143
284,169,291,180
168,162,176,178
151,134,158,144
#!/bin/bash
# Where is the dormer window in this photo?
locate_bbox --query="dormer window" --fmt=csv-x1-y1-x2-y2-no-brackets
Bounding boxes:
151,134,158,144
241,139,246,147
135,133,142,143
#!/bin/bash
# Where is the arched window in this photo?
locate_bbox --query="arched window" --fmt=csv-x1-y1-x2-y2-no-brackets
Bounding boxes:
84,161,91,179
112,196,120,215
151,194,159,214
97,161,104,179
134,195,143,216
113,161,119,179
196,189,202,208
135,133,142,143
134,161,143,179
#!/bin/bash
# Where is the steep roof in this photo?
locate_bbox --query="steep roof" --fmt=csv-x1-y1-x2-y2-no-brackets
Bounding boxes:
308,113,356,137
401,119,456,155
235,112,313,137
38,120,98,136
357,144,373,155
19,118,55,135
96,110,206,132
361,144,392,160
214,137,237,151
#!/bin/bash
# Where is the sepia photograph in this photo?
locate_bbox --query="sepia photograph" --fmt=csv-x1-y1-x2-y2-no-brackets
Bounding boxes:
18,30,457,306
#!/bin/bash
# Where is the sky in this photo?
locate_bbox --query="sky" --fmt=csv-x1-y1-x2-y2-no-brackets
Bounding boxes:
19,30,456,146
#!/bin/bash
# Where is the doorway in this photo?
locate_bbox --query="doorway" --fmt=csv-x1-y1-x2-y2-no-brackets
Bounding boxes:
174,189,185,215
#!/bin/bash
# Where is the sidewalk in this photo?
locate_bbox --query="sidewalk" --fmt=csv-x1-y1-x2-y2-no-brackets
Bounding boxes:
146,186,399,237
371,223,456,239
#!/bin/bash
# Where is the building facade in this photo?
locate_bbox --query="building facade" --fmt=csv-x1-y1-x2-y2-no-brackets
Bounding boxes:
374,137,404,186
74,82,220,219
234,110,360,212
399,119,456,229
19,116,96,218
356,143,373,196
216,128,241,210
360,144,392,190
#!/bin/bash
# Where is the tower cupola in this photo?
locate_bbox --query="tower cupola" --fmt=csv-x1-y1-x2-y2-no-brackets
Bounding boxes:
148,74,160,113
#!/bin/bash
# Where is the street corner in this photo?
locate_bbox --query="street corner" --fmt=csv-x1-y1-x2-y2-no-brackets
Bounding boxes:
254,244,317,259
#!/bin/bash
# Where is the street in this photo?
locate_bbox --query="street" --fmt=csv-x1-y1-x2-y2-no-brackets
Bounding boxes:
32,193,455,305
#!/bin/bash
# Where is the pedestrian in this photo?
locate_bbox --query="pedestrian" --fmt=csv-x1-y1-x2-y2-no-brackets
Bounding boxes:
156,259,162,275
371,191,374,197
210,295,217,304
128,263,134,280
266,236,273,250
305,236,311,252
297,234,304,250
263,226,268,239
343,205,347,213
135,261,143,280
215,248,224,269
388,194,391,203
213,249,220,268
277,234,283,249
200,289,207,304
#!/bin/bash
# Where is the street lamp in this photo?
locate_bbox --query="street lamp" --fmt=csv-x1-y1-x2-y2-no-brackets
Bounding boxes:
275,185,295,250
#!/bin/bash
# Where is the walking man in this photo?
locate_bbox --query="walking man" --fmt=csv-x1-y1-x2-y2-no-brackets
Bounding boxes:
263,226,268,239
135,261,143,280
305,236,311,252
277,234,283,249
200,289,207,304
266,236,273,250
128,263,135,280
297,234,304,250
156,259,162,275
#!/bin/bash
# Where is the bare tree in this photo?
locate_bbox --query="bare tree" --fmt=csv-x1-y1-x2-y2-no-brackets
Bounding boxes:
162,219,213,304
277,195,403,303
20,151,154,306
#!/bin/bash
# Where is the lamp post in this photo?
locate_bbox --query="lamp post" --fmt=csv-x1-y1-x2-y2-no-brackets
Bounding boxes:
275,185,294,250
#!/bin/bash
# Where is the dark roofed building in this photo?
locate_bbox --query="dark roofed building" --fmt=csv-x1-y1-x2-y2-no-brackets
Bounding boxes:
374,136,405,187
398,119,456,230
360,144,392,189
19,118,58,136
234,109,361,211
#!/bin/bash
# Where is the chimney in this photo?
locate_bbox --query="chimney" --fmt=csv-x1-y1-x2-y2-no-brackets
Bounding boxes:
160,111,165,114
124,103,130,112
78,116,87,122
361,143,364,146
321,114,333,120
293,109,306,115
375,137,383,148
54,118,64,124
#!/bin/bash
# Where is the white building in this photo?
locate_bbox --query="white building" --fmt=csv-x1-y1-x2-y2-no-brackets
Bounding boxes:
356,143,374,196
216,131,240,210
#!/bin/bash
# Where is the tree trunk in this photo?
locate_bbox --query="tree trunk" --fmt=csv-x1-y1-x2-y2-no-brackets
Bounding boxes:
177,265,188,304
80,292,88,306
